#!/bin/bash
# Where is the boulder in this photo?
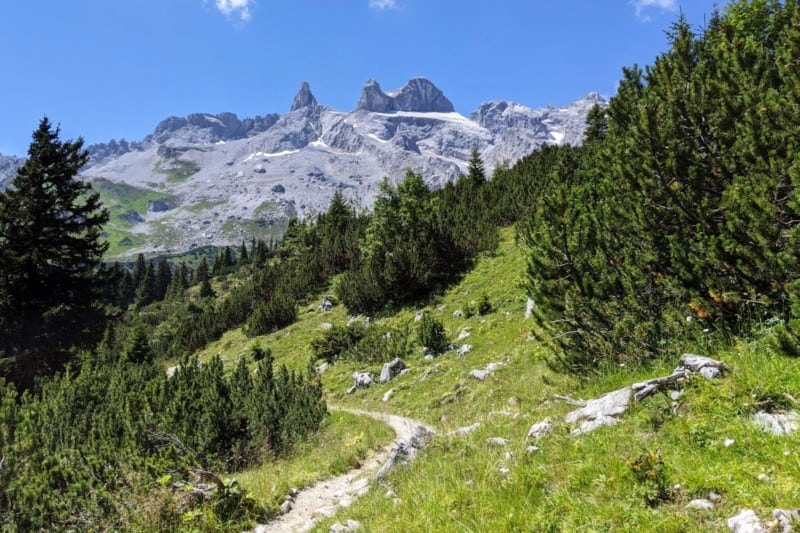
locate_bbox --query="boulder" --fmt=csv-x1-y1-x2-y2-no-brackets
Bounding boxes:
380,358,407,384
271,184,286,193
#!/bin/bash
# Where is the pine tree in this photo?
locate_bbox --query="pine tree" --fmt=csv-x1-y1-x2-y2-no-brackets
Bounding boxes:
467,148,486,186
0,118,110,387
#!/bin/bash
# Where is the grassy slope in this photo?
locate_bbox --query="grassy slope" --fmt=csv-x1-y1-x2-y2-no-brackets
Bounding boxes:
194,227,800,531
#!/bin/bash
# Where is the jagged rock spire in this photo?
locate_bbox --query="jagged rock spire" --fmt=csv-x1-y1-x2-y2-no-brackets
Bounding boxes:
356,79,394,113
290,81,318,112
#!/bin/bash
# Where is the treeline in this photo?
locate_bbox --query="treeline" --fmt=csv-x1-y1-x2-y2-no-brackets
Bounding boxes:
518,0,800,370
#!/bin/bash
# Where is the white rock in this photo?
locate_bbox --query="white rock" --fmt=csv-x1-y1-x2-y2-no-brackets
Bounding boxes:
382,389,395,402
724,438,736,447
525,297,535,319
414,311,424,322
708,491,721,502
457,344,473,357
526,418,552,441
525,445,540,455
470,369,489,381
727,509,765,532
754,411,800,436
686,499,714,511
773,509,800,533
330,519,362,532
453,309,464,318
498,467,510,476
447,423,480,436
457,329,471,340
486,437,509,446
280,500,293,513
565,387,632,434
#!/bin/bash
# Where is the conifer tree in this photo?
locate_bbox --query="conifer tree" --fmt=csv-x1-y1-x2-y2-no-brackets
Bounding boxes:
0,118,110,386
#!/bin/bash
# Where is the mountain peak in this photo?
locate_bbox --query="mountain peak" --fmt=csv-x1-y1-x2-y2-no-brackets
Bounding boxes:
356,79,393,112
290,81,318,112
355,77,454,113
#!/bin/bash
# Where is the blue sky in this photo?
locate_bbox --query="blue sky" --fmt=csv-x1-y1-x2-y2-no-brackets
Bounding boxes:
0,0,724,156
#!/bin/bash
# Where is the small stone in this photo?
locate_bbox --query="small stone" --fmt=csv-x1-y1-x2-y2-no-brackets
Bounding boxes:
424,354,435,362
525,297,535,319
486,437,509,446
280,500,293,513
708,491,721,502
686,499,714,511
319,322,333,330
724,438,736,448
669,390,684,401
505,451,514,460
457,329,471,340
289,487,299,497
383,389,395,402
470,369,489,381
345,385,357,395
453,309,463,318
414,311,424,322
436,305,446,311
385,489,396,498
316,362,330,375
525,445,540,455
773,509,800,533
757,473,770,482
447,423,480,436
457,344,473,357
526,418,552,441
498,467,510,476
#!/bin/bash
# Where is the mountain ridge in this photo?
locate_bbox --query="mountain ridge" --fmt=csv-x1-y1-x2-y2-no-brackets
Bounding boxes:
0,78,605,258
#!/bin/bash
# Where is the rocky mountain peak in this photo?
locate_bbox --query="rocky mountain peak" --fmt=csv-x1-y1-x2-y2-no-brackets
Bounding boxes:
391,77,454,113
290,81,318,112
355,77,455,113
356,79,394,113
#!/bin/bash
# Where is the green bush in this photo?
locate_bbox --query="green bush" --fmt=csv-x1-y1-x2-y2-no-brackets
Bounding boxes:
311,323,366,363
417,313,448,354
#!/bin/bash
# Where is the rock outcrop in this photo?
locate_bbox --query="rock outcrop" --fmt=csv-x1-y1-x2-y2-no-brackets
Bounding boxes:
291,81,318,112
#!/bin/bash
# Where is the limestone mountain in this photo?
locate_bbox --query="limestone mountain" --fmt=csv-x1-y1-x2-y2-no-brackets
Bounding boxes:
2,79,604,258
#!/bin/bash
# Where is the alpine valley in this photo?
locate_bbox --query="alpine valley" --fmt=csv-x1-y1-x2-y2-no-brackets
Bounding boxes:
0,78,602,258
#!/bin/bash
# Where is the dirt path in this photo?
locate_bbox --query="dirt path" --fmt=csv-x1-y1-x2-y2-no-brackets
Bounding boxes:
252,407,434,533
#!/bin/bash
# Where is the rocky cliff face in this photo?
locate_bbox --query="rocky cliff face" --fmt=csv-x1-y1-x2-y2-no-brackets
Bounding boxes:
4,78,605,257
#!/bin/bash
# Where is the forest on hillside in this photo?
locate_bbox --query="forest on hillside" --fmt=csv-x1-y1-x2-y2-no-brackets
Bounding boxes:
0,0,798,529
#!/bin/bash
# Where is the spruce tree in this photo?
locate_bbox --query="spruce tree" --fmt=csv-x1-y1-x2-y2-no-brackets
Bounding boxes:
0,118,110,386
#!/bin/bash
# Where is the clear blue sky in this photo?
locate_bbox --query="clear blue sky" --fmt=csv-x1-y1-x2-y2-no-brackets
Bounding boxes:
0,0,724,156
